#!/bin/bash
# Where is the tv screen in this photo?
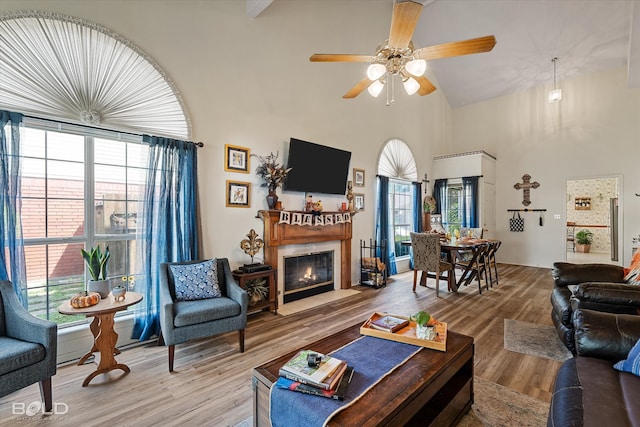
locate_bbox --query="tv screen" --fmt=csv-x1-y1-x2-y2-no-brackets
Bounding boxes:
284,138,352,195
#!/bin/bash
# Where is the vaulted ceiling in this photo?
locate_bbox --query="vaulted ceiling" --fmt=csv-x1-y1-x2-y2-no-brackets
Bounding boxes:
248,0,639,108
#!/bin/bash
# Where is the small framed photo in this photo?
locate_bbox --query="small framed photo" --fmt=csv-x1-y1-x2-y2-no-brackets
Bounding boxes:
354,193,365,211
353,168,365,187
226,180,250,208
225,144,250,173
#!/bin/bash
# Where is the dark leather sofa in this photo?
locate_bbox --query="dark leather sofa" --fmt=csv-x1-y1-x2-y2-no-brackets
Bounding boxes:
547,309,640,426
550,262,640,354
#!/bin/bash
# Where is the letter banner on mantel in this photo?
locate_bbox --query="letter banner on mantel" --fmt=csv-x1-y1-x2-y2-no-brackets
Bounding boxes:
279,211,351,226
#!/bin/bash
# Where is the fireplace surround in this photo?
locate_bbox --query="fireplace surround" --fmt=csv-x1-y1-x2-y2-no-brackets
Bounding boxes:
259,210,354,304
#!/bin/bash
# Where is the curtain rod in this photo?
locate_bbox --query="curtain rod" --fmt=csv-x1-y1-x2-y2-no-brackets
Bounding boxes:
435,174,483,180
22,114,204,147
507,208,546,212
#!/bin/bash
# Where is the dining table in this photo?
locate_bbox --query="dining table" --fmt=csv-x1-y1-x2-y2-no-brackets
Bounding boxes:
403,236,497,293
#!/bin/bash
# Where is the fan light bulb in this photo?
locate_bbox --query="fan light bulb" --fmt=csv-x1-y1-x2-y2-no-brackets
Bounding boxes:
405,59,427,77
403,77,420,95
366,63,386,81
368,80,384,97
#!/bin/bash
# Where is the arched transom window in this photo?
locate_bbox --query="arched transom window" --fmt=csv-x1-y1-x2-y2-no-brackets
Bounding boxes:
0,10,190,139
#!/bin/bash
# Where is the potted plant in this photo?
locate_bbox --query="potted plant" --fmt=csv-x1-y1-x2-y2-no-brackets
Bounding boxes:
575,229,594,253
252,151,291,210
245,278,269,306
81,246,111,298
411,310,435,340
422,195,436,231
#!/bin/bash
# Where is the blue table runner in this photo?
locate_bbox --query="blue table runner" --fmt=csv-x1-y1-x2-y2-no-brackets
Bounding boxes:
269,335,422,427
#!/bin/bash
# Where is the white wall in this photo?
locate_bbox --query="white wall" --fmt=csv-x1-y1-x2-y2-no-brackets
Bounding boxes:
0,0,452,283
451,67,640,267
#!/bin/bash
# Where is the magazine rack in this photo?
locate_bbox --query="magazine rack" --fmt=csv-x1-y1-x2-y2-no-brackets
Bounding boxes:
359,239,386,288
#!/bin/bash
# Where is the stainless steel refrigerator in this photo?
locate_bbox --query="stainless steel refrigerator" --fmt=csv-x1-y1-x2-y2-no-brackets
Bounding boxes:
610,197,619,261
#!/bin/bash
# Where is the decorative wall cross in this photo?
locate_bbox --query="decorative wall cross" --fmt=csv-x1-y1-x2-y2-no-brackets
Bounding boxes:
514,174,540,206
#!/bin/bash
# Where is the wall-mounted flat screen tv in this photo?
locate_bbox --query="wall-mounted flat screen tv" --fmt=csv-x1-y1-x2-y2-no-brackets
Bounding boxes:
283,138,352,195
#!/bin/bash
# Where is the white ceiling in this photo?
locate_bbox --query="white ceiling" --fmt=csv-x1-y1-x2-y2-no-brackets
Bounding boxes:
250,0,638,108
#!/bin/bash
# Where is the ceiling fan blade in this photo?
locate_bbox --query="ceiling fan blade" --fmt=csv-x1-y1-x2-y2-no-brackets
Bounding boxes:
310,54,374,63
388,1,424,49
414,75,436,96
343,77,373,99
414,35,497,61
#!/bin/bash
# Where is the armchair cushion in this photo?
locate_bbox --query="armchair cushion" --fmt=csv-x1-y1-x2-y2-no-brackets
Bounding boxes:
170,259,222,301
614,338,640,376
0,337,45,376
173,297,241,327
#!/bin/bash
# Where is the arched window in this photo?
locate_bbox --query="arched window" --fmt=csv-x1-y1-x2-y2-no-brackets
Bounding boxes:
0,10,190,139
377,139,419,260
0,11,190,325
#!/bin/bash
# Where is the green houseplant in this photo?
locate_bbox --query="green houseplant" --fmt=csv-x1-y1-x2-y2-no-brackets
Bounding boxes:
575,229,594,253
81,246,111,298
411,310,435,340
245,278,269,306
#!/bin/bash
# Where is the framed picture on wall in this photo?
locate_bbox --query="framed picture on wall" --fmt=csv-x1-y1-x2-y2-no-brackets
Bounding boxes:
354,193,365,211
225,144,250,173
226,180,250,208
353,168,365,187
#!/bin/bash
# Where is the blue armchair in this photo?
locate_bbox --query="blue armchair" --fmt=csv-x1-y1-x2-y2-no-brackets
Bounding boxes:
0,281,57,412
159,258,248,372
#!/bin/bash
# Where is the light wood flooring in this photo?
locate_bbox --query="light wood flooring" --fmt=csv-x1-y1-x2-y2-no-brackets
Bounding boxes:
0,264,560,426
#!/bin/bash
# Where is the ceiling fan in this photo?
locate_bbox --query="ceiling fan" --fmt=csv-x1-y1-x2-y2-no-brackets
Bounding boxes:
309,0,496,101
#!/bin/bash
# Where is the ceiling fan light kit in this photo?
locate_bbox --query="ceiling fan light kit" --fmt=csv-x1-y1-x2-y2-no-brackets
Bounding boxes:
309,1,497,103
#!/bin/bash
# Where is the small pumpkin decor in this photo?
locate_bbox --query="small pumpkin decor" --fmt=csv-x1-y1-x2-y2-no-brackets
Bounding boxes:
70,291,101,308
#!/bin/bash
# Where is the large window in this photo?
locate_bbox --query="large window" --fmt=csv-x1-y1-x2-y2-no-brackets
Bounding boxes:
444,184,463,234
16,119,148,326
389,179,413,257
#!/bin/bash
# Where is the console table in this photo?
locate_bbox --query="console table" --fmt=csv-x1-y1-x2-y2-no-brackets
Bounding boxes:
252,321,474,426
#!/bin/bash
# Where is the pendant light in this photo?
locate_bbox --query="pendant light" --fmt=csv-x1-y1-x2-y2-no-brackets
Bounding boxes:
548,57,562,103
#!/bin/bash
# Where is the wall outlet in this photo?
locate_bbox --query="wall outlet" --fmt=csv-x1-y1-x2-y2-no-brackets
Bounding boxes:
554,214,561,220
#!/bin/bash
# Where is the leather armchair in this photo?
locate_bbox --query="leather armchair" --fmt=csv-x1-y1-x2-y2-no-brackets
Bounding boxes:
550,262,640,354
158,258,248,372
0,281,57,412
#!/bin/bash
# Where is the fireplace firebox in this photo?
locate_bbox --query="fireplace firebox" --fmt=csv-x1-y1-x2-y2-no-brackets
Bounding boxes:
283,251,334,303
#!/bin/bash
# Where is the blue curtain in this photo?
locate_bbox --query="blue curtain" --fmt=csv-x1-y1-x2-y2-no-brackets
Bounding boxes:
409,181,422,269
433,179,448,216
0,111,28,306
461,176,479,228
132,135,199,341
375,175,397,275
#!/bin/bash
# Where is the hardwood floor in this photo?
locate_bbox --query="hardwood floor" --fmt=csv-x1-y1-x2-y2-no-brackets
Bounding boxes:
0,264,560,426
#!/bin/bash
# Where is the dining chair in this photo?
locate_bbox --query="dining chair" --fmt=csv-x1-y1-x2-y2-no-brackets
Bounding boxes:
486,240,502,286
460,227,484,239
455,242,491,294
410,232,453,297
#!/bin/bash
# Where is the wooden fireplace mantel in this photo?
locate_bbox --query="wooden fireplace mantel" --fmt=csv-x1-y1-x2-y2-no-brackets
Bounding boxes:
258,210,353,289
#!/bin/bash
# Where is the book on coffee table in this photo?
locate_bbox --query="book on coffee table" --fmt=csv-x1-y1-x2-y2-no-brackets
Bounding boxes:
275,366,354,400
279,349,346,390
369,315,409,333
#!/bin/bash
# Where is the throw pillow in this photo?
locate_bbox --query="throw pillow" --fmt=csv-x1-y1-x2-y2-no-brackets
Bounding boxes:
624,251,640,286
170,259,222,301
613,338,640,376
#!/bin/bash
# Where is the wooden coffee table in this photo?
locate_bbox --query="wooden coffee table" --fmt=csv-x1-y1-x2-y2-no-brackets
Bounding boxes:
252,321,474,426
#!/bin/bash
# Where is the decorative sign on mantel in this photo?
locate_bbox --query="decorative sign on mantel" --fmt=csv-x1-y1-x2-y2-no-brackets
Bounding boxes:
278,210,352,226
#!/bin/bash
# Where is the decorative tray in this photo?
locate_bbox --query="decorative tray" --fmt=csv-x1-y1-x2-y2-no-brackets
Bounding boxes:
360,312,447,352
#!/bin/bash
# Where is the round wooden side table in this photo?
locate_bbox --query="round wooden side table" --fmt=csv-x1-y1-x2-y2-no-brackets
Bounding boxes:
58,292,143,386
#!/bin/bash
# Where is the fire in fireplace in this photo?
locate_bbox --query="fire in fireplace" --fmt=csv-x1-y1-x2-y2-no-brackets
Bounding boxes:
283,250,334,303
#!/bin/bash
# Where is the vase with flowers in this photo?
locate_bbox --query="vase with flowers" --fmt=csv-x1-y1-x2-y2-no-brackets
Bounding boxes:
253,151,291,209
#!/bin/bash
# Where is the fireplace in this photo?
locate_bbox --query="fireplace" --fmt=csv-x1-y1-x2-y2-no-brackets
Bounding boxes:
283,251,334,303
